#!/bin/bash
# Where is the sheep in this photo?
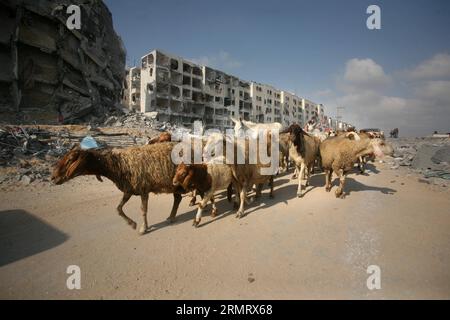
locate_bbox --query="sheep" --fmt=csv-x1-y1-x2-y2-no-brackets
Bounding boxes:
147,131,171,144
281,124,321,198
172,159,237,227
51,142,185,234
202,131,275,218
146,131,202,206
320,135,394,198
279,132,290,172
230,117,283,138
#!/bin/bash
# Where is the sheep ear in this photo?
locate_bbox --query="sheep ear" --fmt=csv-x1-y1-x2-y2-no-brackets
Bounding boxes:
230,117,239,124
347,133,355,140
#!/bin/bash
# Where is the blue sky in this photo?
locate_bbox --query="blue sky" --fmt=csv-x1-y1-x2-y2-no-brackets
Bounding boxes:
105,0,450,136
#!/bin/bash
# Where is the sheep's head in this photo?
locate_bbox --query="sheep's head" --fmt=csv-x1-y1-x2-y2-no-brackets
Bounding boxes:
173,162,193,191
369,138,394,158
282,124,305,155
51,146,94,185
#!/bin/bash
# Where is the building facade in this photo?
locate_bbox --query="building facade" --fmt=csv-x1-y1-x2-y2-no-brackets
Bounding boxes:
131,49,347,131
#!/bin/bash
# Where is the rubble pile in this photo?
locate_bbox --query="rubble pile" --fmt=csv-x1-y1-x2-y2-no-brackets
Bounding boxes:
0,126,72,186
101,111,183,132
0,0,126,124
0,108,197,188
387,137,450,187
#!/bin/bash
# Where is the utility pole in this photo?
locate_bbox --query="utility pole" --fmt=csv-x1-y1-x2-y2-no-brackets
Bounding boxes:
336,106,345,131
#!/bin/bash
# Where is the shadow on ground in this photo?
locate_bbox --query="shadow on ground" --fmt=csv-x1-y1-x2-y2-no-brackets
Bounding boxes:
0,210,68,267
147,168,396,232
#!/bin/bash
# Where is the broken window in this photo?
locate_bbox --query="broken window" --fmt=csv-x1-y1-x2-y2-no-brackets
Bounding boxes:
156,68,169,82
192,78,202,89
192,92,203,102
170,85,181,98
183,63,192,73
170,59,179,70
147,83,154,93
171,71,182,85
183,75,191,86
192,66,202,76
183,89,191,99
156,83,169,95
156,52,170,67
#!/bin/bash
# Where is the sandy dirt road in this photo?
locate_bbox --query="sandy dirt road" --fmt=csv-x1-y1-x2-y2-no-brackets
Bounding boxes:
1,162,449,299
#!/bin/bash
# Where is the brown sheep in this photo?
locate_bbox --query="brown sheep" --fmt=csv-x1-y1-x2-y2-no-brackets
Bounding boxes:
51,142,185,234
147,131,172,144
279,132,290,172
320,135,394,198
281,124,321,198
146,131,200,207
202,132,275,218
173,160,238,227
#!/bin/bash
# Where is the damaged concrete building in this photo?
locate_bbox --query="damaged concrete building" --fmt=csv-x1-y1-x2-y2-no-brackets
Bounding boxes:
139,49,254,129
136,49,331,131
0,0,126,124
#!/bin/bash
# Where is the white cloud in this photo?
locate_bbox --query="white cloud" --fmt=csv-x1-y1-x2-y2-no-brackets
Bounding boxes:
321,55,450,136
408,53,450,80
342,58,391,91
190,50,242,70
416,80,450,104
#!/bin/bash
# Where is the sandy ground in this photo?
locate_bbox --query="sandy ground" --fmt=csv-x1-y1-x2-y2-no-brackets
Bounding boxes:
0,162,449,299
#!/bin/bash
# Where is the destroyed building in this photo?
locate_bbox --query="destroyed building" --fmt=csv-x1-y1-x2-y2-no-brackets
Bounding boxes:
135,49,335,131
139,49,253,130
0,0,126,124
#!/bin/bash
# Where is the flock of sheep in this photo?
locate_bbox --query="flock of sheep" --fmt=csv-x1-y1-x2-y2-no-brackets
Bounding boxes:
51,118,394,234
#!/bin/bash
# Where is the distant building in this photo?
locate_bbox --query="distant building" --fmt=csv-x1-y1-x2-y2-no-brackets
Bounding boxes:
133,49,345,131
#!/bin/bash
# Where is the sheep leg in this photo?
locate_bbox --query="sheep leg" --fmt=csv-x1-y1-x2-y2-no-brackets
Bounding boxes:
117,193,136,230
269,176,274,198
236,184,247,218
210,196,217,218
297,163,305,198
231,181,240,209
139,194,149,235
255,183,263,199
358,156,365,174
292,167,298,179
189,190,197,206
167,193,182,223
193,190,213,227
305,164,311,187
335,169,346,199
325,169,332,192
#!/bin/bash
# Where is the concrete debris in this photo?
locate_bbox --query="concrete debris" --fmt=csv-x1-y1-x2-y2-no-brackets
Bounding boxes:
0,0,126,124
431,146,450,165
0,115,192,187
387,137,450,188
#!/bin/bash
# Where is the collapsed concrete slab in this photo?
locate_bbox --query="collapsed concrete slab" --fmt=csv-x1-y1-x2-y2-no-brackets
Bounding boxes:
0,0,126,124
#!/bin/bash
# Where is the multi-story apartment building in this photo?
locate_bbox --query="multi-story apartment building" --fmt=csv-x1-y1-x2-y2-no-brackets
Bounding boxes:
139,50,205,127
280,91,304,127
131,49,344,131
